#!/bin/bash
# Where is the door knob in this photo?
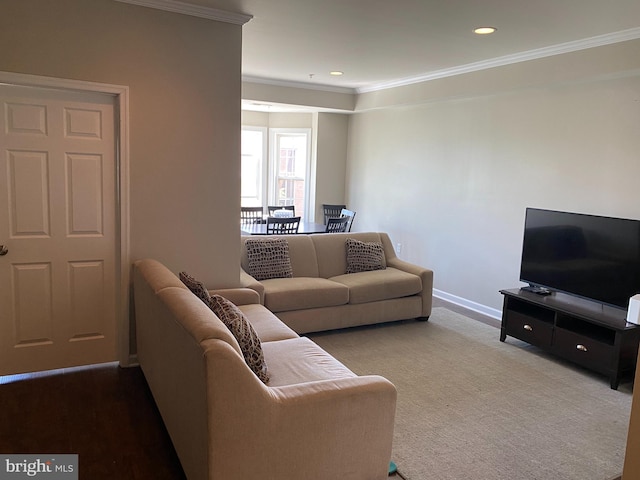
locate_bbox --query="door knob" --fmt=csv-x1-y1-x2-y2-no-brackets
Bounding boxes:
0,245,7,256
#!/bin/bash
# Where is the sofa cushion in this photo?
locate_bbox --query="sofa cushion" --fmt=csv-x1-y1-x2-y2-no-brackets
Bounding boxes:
237,303,299,342
345,238,387,274
245,238,293,281
312,232,387,279
261,337,356,387
330,267,422,304
208,294,269,384
261,277,349,312
179,271,211,302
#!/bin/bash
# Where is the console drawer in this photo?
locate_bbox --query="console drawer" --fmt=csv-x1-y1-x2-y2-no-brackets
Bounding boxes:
505,312,553,348
553,328,613,372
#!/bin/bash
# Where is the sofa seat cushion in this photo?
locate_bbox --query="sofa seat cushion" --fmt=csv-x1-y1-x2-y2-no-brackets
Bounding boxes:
330,267,422,305
261,277,349,312
238,304,299,342
261,337,356,387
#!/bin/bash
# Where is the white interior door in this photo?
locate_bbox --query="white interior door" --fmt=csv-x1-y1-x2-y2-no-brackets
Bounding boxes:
0,85,117,375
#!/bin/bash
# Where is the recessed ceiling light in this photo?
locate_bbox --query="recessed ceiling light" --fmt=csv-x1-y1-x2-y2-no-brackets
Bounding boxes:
329,71,344,76
474,27,497,35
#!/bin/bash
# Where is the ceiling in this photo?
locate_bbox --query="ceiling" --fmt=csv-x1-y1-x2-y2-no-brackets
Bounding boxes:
175,0,640,94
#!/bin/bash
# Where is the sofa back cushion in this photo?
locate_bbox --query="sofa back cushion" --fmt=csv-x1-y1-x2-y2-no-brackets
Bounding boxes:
241,235,319,278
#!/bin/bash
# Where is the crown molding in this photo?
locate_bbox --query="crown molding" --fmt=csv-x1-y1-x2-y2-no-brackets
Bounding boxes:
114,0,252,25
358,27,640,94
242,75,356,95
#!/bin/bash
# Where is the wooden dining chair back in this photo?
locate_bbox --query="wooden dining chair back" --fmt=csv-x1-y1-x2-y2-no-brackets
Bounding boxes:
241,206,264,224
266,216,301,234
340,208,356,232
322,204,346,224
267,205,295,216
325,216,350,233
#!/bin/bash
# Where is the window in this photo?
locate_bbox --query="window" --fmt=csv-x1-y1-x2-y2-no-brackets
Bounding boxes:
271,129,310,216
240,127,267,207
242,127,311,219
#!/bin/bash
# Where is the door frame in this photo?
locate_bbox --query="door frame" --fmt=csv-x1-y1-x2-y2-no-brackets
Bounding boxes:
0,70,131,367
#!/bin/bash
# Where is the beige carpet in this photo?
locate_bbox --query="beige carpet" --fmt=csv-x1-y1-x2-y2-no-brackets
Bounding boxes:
309,307,633,480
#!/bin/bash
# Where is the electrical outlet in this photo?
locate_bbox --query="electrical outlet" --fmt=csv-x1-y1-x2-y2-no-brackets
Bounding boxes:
396,242,402,254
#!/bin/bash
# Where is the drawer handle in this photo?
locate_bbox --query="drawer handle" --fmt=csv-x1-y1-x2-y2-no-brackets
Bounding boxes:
576,344,588,352
523,324,533,331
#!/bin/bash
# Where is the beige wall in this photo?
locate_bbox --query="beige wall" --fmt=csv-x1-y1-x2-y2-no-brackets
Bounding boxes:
242,111,313,129
313,113,349,222
347,39,640,314
0,0,243,289
243,80,355,112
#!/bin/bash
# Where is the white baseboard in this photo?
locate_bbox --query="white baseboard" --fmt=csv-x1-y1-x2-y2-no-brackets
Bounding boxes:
433,289,502,321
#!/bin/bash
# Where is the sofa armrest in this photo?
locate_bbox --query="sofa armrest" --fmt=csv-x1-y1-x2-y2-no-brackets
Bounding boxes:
239,269,265,304
387,257,433,318
225,375,396,480
208,287,260,306
274,376,396,479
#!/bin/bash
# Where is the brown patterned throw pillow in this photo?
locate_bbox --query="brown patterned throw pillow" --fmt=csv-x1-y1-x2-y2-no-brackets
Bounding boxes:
179,271,211,303
345,238,387,274
208,294,269,384
245,238,293,281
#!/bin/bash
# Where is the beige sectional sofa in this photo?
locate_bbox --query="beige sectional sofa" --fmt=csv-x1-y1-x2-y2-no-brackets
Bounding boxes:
133,258,397,480
240,231,433,333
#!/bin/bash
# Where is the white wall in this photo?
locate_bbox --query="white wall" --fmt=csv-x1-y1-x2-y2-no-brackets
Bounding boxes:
347,40,640,314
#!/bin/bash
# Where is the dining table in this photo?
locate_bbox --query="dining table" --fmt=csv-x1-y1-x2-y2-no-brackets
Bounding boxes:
241,221,328,235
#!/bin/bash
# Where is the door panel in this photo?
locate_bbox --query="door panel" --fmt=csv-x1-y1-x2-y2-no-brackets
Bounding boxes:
0,85,117,375
12,262,53,346
7,150,50,237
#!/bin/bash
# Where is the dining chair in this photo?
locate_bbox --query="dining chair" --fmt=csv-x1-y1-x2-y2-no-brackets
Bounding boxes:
241,206,265,224
325,216,350,233
266,216,301,234
322,204,346,224
267,205,295,216
340,208,356,232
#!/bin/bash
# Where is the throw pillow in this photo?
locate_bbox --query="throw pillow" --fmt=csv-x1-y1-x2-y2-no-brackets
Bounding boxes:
345,238,387,274
245,238,293,281
179,271,211,303
208,294,269,384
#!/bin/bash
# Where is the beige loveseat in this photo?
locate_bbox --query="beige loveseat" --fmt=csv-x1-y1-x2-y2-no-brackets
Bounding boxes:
133,259,397,480
240,231,433,333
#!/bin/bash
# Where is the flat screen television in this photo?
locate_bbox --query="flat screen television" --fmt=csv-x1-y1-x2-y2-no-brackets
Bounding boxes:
519,208,640,310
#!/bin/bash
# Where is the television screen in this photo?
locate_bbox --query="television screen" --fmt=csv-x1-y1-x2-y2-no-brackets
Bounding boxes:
519,208,640,309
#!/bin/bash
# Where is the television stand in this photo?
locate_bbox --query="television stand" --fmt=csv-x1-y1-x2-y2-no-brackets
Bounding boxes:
499,288,640,389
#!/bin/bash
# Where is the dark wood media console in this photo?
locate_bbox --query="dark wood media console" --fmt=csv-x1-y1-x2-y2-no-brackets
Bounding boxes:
499,288,640,389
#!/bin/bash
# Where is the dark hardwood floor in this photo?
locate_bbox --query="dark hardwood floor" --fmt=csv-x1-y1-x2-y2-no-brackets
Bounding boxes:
0,362,185,479
0,298,497,480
